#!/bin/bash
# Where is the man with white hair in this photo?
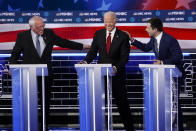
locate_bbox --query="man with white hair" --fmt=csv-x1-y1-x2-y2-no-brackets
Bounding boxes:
79,11,134,131
9,16,90,131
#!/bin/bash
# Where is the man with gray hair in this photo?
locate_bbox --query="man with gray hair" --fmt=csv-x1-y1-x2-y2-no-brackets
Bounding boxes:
9,16,90,131
79,11,134,131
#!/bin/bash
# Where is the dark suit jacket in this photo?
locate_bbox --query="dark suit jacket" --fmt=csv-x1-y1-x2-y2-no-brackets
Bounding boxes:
132,32,185,77
10,29,83,74
84,28,134,131
84,28,130,69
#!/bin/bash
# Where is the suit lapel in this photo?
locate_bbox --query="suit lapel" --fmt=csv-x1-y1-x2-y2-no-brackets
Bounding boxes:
159,32,166,57
102,29,107,53
28,30,40,57
41,32,48,57
108,29,119,54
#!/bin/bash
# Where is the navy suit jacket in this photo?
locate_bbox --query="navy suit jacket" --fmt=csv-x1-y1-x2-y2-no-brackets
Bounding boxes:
10,29,83,74
132,32,185,77
84,28,130,69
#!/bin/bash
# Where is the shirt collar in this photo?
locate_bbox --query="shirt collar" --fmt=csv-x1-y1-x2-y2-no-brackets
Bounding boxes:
31,30,38,39
106,27,116,35
155,31,163,43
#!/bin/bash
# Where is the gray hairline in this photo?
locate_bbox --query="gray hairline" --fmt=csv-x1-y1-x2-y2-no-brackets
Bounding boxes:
104,11,116,19
29,16,44,26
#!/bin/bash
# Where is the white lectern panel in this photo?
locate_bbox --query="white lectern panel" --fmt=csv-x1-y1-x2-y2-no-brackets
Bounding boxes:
75,64,113,131
10,64,48,131
139,64,181,131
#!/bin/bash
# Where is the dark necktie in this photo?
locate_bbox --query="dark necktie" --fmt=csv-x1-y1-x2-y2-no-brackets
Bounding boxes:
154,39,159,58
36,35,41,56
106,33,111,54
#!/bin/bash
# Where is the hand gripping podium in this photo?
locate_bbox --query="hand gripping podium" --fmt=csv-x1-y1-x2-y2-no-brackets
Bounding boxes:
139,64,182,131
75,64,113,131
10,64,48,131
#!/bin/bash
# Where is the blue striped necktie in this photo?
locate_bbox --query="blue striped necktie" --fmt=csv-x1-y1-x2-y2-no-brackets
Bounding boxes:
36,35,41,56
154,39,159,58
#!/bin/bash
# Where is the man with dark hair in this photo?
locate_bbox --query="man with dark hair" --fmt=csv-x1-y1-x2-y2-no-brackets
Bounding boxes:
146,17,163,32
126,17,184,131
128,17,184,75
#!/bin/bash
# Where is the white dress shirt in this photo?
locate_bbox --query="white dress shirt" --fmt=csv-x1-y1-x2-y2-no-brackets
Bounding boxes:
154,31,163,51
106,27,116,43
31,30,46,56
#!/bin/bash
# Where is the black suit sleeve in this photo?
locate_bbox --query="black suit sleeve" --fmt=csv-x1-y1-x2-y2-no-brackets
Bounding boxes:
131,38,153,52
84,32,99,63
48,29,83,50
9,33,23,64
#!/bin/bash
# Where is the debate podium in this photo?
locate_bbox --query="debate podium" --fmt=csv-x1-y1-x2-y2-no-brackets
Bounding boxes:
10,64,48,131
139,64,182,131
75,64,113,131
